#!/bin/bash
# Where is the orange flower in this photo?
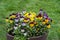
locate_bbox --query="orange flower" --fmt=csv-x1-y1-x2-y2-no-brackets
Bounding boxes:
45,18,49,23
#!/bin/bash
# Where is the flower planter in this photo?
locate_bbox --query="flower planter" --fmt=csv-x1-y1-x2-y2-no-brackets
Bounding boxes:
7,33,47,40
6,9,52,40
28,33,47,40
7,34,14,40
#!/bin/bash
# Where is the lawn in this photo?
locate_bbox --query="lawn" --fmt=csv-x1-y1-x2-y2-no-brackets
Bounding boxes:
0,0,60,40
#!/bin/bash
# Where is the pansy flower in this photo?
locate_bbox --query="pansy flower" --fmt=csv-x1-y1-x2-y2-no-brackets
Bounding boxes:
43,12,48,18
21,29,25,33
39,9,43,14
9,13,16,19
42,20,46,24
14,26,18,30
22,10,26,14
9,18,13,23
29,22,35,27
23,18,30,22
15,17,19,22
36,14,43,20
23,32,28,36
45,18,49,23
46,24,50,29
5,17,9,22
21,22,26,26
16,13,21,18
24,13,29,17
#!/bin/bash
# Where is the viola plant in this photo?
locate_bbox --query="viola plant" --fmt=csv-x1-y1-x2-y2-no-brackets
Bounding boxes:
5,9,53,40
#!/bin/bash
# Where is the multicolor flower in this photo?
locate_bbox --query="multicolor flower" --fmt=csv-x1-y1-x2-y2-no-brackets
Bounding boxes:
43,12,48,18
42,20,46,24
47,24,50,28
5,17,9,22
36,14,43,20
23,18,30,22
16,13,21,18
9,13,16,19
30,22,35,27
45,18,49,23
24,13,29,17
9,18,13,23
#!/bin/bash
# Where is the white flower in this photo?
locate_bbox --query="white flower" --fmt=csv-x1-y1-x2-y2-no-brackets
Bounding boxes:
22,10,26,14
14,27,18,30
23,32,27,36
19,25,21,27
15,19,19,22
21,22,26,26
21,29,25,33
15,24,18,26
20,18,24,21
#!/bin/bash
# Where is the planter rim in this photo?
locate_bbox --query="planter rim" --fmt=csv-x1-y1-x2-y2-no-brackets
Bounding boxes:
7,32,48,40
7,33,14,38
28,33,47,39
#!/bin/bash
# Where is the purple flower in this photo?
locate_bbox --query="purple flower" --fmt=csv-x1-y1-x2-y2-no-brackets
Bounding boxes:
39,9,43,14
20,16,24,18
16,13,21,18
43,12,48,18
48,18,51,20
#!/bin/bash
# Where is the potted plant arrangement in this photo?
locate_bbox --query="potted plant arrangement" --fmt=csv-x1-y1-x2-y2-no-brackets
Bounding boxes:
5,9,53,40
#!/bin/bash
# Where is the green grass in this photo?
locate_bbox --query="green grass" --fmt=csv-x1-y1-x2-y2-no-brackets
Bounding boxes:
0,0,60,40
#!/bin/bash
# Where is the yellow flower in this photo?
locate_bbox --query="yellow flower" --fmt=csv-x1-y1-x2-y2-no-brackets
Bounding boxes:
9,15,16,19
31,13,36,18
47,24,50,28
32,12,36,16
45,19,49,23
5,19,9,22
42,22,46,24
36,17,42,20
5,18,9,22
30,21,35,27
24,20,28,22
30,18,34,21
30,24,34,27
10,20,13,23
24,13,29,17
